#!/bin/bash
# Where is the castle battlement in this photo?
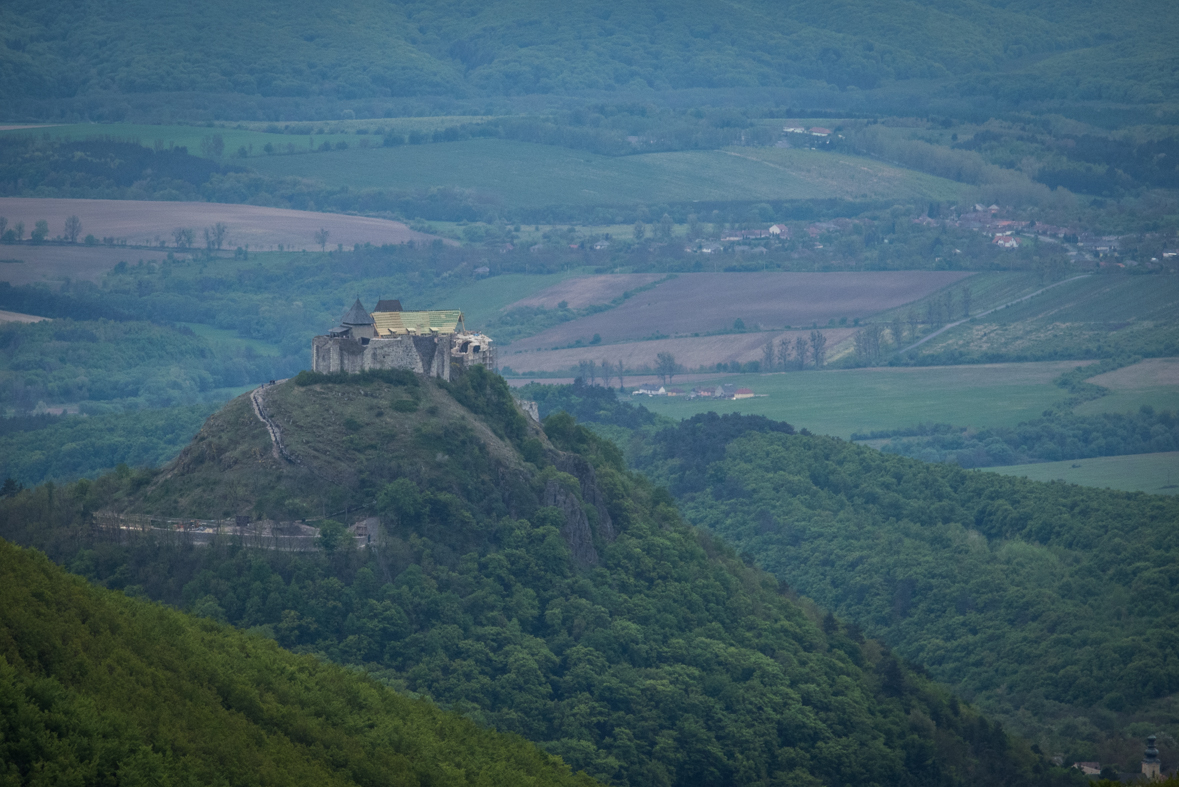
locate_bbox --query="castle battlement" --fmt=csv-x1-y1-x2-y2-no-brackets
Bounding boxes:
311,299,495,381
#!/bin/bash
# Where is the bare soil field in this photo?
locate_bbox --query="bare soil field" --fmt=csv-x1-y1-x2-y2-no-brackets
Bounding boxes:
502,328,857,375
507,274,664,310
510,271,973,351
0,246,171,286
0,309,49,323
1088,357,1179,389
0,198,439,253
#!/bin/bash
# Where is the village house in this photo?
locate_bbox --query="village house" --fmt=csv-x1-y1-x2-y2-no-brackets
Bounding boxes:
632,384,667,396
311,299,494,381
733,388,755,400
992,234,1021,249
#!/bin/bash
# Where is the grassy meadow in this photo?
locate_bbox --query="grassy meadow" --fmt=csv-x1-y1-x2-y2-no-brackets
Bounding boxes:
635,361,1091,438
1075,357,1179,416
247,138,969,208
987,452,1179,495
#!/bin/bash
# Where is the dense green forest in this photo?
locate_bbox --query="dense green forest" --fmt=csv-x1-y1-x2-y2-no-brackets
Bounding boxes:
0,317,286,412
618,411,1179,766
0,404,215,487
0,370,1082,786
0,538,599,787
2,0,1176,119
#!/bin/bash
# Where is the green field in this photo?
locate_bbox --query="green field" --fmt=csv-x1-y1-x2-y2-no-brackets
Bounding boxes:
730,147,966,202
247,138,968,208
636,361,1090,438
986,452,1179,495
1074,387,1179,416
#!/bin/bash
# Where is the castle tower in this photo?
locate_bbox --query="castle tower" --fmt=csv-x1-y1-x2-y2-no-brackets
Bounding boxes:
1143,734,1161,781
341,298,376,340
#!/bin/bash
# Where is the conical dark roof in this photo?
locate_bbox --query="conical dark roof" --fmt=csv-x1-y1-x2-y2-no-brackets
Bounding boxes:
341,299,374,326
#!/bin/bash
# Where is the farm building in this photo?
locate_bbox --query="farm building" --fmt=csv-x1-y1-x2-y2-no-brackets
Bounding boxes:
311,299,494,380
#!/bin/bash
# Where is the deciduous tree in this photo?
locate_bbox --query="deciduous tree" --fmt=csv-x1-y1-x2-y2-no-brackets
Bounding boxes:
655,351,677,384
63,215,81,243
810,330,827,368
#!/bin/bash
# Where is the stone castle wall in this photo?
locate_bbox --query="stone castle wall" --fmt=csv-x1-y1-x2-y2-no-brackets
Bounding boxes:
312,334,451,379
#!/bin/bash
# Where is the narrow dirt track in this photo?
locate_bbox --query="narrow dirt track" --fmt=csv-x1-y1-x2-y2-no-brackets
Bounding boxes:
250,383,296,464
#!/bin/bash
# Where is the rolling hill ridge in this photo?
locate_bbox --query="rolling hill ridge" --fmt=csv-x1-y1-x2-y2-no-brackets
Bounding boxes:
2,0,1175,112
0,367,1080,786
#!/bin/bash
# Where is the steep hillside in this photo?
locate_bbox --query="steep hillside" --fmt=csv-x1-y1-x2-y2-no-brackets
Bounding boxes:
0,368,1081,787
130,367,538,521
0,538,597,787
1,0,1174,110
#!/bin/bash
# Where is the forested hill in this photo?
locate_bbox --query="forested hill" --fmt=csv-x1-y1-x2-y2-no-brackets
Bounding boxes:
0,538,597,787
1,0,1174,110
627,410,1179,766
0,369,1081,786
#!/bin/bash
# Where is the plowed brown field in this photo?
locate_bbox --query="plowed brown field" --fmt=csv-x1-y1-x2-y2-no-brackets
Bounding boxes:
502,328,857,374
507,274,664,310
0,198,438,253
510,271,973,351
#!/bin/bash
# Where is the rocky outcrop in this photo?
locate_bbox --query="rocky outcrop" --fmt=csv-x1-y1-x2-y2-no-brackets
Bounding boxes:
543,479,598,567
539,452,618,567
554,453,615,543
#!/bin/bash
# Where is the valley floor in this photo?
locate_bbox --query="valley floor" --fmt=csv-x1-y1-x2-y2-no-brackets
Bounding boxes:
988,451,1179,495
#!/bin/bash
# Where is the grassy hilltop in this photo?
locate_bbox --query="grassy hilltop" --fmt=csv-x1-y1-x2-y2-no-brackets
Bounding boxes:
0,367,1079,787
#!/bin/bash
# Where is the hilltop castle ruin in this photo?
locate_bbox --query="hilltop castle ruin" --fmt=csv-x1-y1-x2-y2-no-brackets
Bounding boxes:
312,299,494,381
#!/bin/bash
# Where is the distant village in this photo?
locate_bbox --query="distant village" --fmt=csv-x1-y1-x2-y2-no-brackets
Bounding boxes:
632,383,762,400
671,201,1176,268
